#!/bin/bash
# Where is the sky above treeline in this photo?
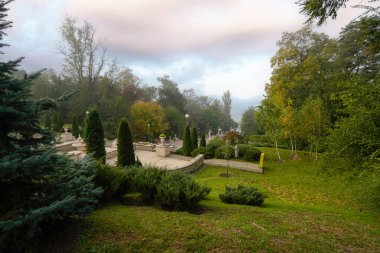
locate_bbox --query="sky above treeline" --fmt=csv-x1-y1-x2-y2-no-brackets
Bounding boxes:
3,0,366,120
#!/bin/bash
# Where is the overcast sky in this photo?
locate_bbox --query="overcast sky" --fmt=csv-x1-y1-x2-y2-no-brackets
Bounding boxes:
3,0,367,120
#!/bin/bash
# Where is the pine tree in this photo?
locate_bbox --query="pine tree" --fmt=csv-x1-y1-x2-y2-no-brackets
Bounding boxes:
83,110,106,163
0,2,101,250
191,127,198,151
45,112,51,129
72,116,79,138
53,111,62,132
117,119,135,167
200,133,206,147
182,125,192,156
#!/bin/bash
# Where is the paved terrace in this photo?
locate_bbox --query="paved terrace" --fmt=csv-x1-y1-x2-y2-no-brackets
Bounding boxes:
107,150,193,170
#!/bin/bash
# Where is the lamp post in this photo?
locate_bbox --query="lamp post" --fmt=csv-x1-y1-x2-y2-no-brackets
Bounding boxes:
147,123,151,142
185,113,189,125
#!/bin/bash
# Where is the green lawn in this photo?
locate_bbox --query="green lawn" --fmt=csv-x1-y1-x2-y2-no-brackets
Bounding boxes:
46,148,380,253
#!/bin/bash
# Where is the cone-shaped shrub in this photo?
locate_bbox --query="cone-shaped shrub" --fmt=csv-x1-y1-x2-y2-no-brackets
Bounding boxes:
200,133,206,147
53,111,62,132
72,116,79,138
182,125,192,156
83,110,106,163
45,112,51,129
117,119,135,167
191,127,198,151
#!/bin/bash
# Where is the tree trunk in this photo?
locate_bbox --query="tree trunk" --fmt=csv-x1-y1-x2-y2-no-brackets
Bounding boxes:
275,136,282,161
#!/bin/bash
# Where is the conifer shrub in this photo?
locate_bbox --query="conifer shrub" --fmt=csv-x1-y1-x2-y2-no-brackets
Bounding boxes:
134,167,168,203
117,119,135,167
219,185,266,206
95,163,124,202
190,127,198,151
205,137,223,158
200,133,206,147
182,126,192,156
244,147,262,162
156,171,211,210
83,110,106,163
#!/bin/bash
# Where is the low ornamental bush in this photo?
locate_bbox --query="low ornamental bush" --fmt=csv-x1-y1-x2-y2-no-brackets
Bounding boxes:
237,144,250,157
205,137,223,158
156,171,211,210
244,147,262,162
134,167,168,203
215,145,234,159
191,147,207,157
219,185,266,206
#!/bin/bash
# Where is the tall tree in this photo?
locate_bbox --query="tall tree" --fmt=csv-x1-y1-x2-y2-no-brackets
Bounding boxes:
222,90,232,118
130,101,168,139
200,133,207,147
182,126,192,156
157,75,185,112
0,2,101,250
59,17,107,100
117,119,135,167
72,116,79,138
83,110,106,163
191,127,198,151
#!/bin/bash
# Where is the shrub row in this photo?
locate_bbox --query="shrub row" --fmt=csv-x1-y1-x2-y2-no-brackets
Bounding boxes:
95,164,210,210
219,185,266,206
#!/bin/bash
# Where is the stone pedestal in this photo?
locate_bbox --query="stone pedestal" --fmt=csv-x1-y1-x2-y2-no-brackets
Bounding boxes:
156,145,170,157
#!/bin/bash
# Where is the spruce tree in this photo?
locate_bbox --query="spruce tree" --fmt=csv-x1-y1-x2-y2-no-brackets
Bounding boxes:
182,125,192,156
191,127,198,151
117,119,135,167
72,116,79,138
83,110,106,163
45,112,51,129
0,2,101,250
200,133,206,147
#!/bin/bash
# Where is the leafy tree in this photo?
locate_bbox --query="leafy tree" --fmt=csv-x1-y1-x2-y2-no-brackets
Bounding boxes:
72,116,79,138
298,0,379,26
59,17,107,99
222,130,243,146
222,90,232,118
190,127,198,151
240,107,263,137
117,119,135,167
182,126,192,156
200,133,207,147
222,145,234,178
83,110,106,163
131,101,168,140
157,75,185,113
0,2,101,250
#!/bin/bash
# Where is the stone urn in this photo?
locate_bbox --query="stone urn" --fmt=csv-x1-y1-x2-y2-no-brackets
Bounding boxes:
159,134,166,144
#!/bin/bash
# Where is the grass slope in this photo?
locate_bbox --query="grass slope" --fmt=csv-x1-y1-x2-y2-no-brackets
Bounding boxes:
45,148,380,253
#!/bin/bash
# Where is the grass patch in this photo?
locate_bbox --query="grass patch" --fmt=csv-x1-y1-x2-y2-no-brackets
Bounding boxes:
43,148,380,253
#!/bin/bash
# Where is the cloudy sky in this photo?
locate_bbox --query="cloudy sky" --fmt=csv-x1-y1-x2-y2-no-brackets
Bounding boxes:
3,0,367,120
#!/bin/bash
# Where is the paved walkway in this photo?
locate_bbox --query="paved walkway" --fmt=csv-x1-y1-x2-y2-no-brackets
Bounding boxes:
204,159,263,173
107,150,192,170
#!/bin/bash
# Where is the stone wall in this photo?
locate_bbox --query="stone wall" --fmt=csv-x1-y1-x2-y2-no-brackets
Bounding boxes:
176,154,204,173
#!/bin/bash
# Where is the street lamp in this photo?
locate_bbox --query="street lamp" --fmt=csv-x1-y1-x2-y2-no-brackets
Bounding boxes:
185,114,189,125
147,123,151,142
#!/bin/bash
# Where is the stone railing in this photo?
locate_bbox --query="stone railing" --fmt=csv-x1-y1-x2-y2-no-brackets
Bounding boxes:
176,154,204,173
134,142,156,152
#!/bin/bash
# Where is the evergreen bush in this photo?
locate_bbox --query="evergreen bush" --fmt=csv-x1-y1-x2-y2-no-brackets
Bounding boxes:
190,127,198,151
83,110,106,163
219,185,266,206
182,126,192,156
200,133,206,147
117,119,135,167
156,171,211,210
134,167,168,203
237,144,250,157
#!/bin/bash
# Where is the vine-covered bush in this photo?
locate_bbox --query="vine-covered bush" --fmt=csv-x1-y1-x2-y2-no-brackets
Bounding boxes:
219,185,266,206
156,172,211,210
